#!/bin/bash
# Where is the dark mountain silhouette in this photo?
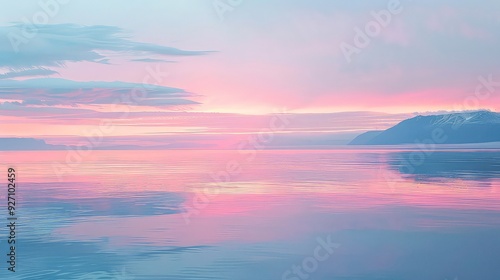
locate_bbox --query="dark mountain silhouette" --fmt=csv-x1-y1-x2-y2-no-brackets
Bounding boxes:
348,131,383,145
0,138,66,150
0,138,173,150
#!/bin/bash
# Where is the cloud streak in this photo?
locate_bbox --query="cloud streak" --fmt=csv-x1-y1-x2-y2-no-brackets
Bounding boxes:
1,23,213,70
0,68,58,79
0,78,199,107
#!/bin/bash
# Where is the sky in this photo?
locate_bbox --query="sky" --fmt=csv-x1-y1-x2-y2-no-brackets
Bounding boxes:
0,0,499,147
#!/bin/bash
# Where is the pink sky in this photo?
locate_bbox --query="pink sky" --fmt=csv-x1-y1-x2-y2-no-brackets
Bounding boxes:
1,0,499,144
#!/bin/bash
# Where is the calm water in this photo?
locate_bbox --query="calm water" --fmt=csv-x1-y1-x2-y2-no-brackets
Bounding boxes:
0,149,499,279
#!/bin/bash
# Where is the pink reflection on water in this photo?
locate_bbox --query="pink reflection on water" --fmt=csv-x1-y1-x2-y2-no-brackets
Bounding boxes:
2,150,499,250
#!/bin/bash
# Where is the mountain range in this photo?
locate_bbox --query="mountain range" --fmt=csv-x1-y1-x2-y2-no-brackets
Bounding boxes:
0,138,65,150
349,111,500,145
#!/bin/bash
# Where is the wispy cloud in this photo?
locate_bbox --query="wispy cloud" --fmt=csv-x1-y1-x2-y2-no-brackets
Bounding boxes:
0,23,213,70
0,68,58,79
0,78,199,107
131,58,175,63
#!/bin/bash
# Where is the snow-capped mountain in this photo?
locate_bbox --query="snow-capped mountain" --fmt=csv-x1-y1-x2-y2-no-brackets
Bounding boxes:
430,110,500,126
349,111,500,145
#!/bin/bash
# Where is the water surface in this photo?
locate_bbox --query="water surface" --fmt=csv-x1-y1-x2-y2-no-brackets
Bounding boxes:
1,149,499,279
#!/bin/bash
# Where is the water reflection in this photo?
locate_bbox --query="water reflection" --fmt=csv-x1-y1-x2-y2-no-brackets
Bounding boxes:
0,150,499,279
388,151,500,178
